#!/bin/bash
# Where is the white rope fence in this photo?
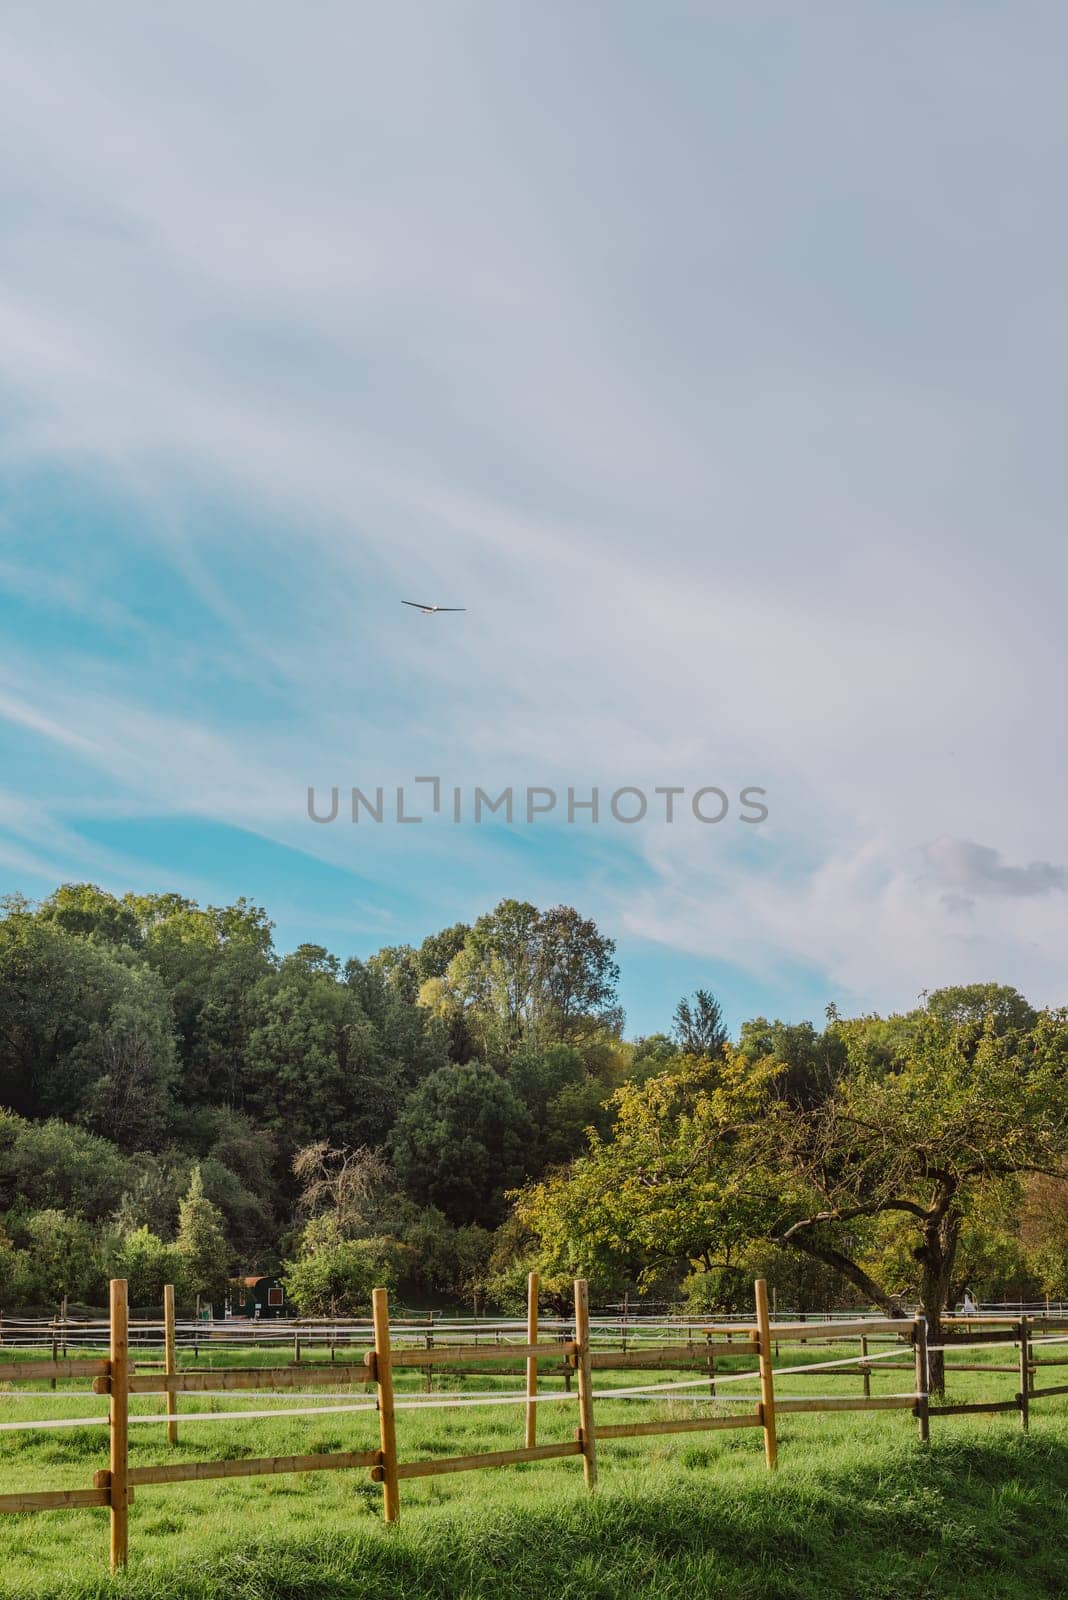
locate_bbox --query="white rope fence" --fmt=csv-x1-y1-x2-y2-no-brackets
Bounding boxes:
0,1340,920,1432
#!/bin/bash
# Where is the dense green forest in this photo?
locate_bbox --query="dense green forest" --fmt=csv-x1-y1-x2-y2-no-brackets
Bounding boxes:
1,885,1066,1362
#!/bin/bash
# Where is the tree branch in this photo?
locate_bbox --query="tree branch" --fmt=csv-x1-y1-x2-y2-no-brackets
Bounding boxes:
778,1196,930,1240
775,1231,906,1317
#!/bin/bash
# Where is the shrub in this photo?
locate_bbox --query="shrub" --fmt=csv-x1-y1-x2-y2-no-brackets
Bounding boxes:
284,1237,398,1315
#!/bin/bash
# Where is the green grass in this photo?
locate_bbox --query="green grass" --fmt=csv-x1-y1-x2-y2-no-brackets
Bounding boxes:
0,1340,1065,1598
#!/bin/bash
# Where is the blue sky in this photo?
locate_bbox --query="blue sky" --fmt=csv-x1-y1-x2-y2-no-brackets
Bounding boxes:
2,4,1067,1037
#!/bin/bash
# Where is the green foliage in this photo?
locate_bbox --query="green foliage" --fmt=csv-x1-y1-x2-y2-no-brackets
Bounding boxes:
673,988,729,1058
681,1263,752,1314
417,922,470,982
764,999,1068,1343
11,1209,100,1304
137,897,274,1106
113,1146,273,1263
519,990,1068,1361
736,1017,846,1108
284,1233,398,1315
726,1239,851,1314
2,885,1065,1334
38,883,143,946
0,1111,133,1218
195,1157,276,1262
482,1213,548,1312
1021,1174,1068,1296
0,915,177,1146
104,1225,187,1307
185,1106,277,1194
504,1042,614,1168
541,1075,615,1166
0,1226,17,1304
369,1193,492,1304
516,1054,779,1301
921,982,1038,1035
242,952,432,1150
390,1061,534,1226
421,899,620,1054
343,958,452,1091
176,1166,231,1301
628,1033,678,1081
2,890,615,1306
76,960,179,1150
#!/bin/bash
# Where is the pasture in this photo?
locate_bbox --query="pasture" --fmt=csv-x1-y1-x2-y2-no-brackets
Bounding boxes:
0,1316,1065,1600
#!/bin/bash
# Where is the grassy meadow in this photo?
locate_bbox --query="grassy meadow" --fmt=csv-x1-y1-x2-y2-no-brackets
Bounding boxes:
0,1336,1066,1599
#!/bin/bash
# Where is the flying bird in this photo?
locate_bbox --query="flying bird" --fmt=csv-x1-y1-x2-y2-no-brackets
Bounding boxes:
402,600,467,615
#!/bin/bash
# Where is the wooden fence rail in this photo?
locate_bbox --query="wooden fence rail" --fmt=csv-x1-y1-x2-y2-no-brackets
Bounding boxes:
0,1280,1066,1575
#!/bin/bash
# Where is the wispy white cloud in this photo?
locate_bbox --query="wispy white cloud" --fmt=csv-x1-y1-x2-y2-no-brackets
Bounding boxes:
1,4,1067,1015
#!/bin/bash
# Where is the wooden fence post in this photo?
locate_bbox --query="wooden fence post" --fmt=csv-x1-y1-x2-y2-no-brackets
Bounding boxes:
525,1271,539,1449
372,1287,400,1523
164,1283,178,1446
574,1278,597,1490
109,1278,130,1572
860,1335,870,1400
1018,1317,1030,1433
913,1315,930,1443
754,1278,777,1470
50,1315,58,1389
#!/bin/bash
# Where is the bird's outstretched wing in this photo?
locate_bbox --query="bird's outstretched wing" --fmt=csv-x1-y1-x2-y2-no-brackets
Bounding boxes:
433,607,466,612
402,600,434,609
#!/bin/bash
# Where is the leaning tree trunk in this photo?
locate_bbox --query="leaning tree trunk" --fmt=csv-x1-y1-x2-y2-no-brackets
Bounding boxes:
917,1213,960,1397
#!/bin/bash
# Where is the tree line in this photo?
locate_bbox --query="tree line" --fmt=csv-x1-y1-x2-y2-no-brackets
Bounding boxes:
1,885,1066,1392
0,887,625,1311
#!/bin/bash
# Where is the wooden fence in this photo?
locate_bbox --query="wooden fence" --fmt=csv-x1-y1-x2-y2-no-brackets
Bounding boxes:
1,1277,1066,1576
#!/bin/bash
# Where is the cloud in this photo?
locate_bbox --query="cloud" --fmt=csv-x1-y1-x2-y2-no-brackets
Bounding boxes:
1,6,1068,1019
618,828,1068,1018
922,837,1066,903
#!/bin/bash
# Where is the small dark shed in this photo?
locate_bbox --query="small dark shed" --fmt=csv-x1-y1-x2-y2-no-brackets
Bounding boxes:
229,1275,287,1319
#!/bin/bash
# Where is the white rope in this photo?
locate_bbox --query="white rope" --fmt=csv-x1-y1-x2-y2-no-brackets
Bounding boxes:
665,1392,919,1404
604,1345,907,1397
0,1391,110,1400
394,1390,569,1411
762,1347,910,1380
0,1415,105,1432
0,1389,376,1401
0,1401,383,1431
0,1377,928,1433
128,1402,381,1425
396,1348,905,1406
